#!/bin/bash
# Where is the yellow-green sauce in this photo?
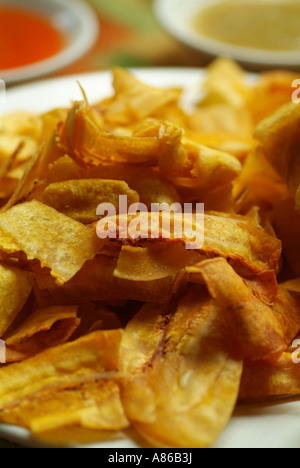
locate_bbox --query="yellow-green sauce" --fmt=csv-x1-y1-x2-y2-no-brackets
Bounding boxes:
193,1,300,51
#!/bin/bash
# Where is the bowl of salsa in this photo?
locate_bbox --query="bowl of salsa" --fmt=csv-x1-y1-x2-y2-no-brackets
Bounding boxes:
155,0,300,68
0,0,99,84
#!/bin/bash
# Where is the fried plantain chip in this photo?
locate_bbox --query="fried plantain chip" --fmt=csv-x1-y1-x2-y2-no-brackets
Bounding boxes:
187,104,253,146
35,256,176,305
38,109,68,145
0,134,38,165
249,71,300,124
255,102,300,201
0,263,33,338
157,123,242,190
233,148,290,213
36,130,66,180
0,329,123,409
5,305,80,362
103,67,181,126
114,244,203,282
239,347,300,401
0,377,129,433
86,164,181,208
196,258,300,361
199,58,250,108
0,200,104,285
96,211,281,273
119,286,243,448
1,144,44,211
42,179,139,224
60,102,162,166
26,154,86,203
0,112,42,140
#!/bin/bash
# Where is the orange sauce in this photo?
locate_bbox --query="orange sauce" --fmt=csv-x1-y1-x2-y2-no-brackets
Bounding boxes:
0,6,64,70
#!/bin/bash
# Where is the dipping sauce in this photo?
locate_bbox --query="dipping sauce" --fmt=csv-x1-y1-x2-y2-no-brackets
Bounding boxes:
193,1,300,51
0,6,64,70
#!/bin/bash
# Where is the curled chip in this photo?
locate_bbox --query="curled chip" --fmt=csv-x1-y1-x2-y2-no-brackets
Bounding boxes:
195,258,300,361
60,102,162,166
103,67,181,126
95,211,281,273
0,200,104,285
5,305,81,362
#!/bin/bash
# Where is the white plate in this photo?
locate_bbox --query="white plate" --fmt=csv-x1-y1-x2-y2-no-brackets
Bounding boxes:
154,0,300,68
0,69,300,449
0,0,99,84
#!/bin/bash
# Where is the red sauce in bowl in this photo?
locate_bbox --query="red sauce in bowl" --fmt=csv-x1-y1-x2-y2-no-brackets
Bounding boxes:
0,6,64,70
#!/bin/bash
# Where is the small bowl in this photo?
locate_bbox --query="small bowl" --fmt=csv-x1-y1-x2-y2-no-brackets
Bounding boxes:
154,0,300,69
0,0,99,84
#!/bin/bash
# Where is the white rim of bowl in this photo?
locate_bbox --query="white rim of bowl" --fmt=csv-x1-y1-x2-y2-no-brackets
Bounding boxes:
154,0,300,67
0,0,99,84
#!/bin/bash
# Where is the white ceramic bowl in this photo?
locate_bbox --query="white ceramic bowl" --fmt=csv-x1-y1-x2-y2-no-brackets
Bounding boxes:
0,0,99,84
155,0,300,68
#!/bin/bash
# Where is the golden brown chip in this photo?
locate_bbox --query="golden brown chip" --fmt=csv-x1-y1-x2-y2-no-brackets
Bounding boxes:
5,305,80,362
195,258,300,361
1,144,44,211
199,57,250,108
187,104,253,143
60,102,162,166
0,263,33,338
249,71,300,123
0,112,42,140
0,134,38,165
0,200,104,285
103,67,181,126
95,211,282,273
114,244,203,282
157,122,242,190
86,164,181,208
119,286,243,448
38,109,68,145
255,102,300,199
34,255,177,305
42,179,139,224
233,148,290,212
0,329,123,409
239,349,300,401
0,378,129,433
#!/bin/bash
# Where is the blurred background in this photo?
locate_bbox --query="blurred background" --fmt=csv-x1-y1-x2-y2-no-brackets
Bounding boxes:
0,0,206,87
63,0,204,71
1,0,300,86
